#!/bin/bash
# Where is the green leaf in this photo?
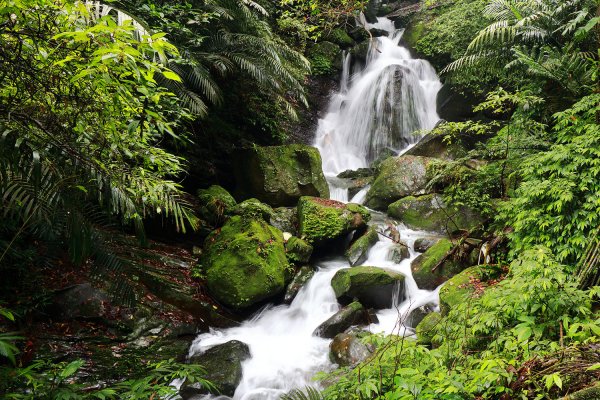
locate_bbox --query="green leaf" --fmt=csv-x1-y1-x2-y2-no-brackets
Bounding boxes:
161,70,182,82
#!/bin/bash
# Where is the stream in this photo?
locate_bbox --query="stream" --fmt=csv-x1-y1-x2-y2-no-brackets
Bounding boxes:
187,18,443,400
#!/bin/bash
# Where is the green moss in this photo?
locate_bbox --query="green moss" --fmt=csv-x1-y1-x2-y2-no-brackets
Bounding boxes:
297,197,370,246
308,41,342,75
326,28,354,48
197,185,237,226
331,266,404,299
201,216,290,310
563,385,600,400
285,236,313,264
345,226,379,266
415,312,442,346
438,265,483,315
231,198,273,221
411,239,464,290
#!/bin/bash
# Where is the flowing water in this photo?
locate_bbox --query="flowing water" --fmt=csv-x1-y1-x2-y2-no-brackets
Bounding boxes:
187,18,442,400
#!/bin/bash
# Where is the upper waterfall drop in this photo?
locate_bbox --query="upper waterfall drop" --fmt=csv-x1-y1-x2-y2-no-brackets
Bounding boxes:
314,18,442,179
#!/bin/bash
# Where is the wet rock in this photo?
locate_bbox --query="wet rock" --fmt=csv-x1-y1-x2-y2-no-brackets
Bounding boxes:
200,216,290,310
307,41,344,75
560,384,600,400
330,333,373,367
182,340,251,398
197,185,237,227
270,207,298,235
410,239,463,290
406,305,434,328
331,266,405,309
284,266,315,304
415,312,442,346
436,83,479,122
285,236,313,264
325,28,355,49
231,198,273,221
387,242,410,263
348,177,373,199
366,155,435,210
297,197,370,247
314,301,368,339
350,41,370,63
232,145,329,207
388,194,483,233
346,226,380,266
414,238,438,253
370,28,389,37
50,283,110,320
337,168,374,179
404,132,467,160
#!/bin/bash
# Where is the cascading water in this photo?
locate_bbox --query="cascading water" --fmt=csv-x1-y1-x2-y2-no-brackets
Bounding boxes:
186,18,443,400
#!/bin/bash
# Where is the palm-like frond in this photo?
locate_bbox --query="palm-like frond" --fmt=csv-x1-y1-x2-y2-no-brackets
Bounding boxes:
280,386,324,400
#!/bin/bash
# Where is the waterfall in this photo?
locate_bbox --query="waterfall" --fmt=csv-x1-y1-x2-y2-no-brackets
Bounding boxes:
187,18,443,400
315,18,441,181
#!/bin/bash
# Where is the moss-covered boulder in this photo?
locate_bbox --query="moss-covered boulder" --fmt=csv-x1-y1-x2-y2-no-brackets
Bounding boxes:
331,266,405,309
307,41,343,75
561,384,600,400
345,227,379,266
181,340,251,398
231,198,273,221
410,238,463,290
365,155,435,210
197,185,237,226
329,332,373,367
285,236,313,264
387,242,410,263
414,237,439,253
297,197,370,247
415,312,442,346
325,28,355,49
284,266,315,304
270,207,298,235
439,266,484,315
233,145,329,207
313,301,368,339
200,216,291,310
388,194,482,233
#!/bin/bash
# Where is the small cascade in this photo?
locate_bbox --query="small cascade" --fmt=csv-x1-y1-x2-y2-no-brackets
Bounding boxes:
187,17,444,400
315,18,442,182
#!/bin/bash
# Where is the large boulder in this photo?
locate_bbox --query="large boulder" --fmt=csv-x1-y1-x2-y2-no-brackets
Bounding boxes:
313,301,368,339
285,236,313,264
330,333,373,367
331,266,405,309
270,207,298,235
439,265,503,315
200,216,291,310
345,226,379,266
410,239,463,290
297,197,370,247
231,198,273,221
365,155,434,210
284,266,315,304
197,185,237,227
414,237,439,253
233,145,329,207
387,242,410,263
181,340,251,398
404,132,467,160
388,194,483,233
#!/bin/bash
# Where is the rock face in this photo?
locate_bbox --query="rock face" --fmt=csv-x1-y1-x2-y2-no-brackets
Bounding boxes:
284,266,315,304
345,226,380,266
297,197,370,247
411,239,463,290
313,301,368,339
181,340,251,398
285,236,313,264
331,266,405,309
200,216,290,310
388,194,482,233
330,333,372,367
197,185,237,226
366,155,434,210
50,283,109,320
233,145,329,207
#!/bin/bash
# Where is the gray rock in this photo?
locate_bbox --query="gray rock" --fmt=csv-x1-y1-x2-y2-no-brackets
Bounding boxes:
345,227,379,266
284,266,315,304
387,242,410,263
182,340,251,398
330,333,372,367
50,283,109,320
313,301,368,339
331,266,405,309
270,207,298,235
414,238,438,253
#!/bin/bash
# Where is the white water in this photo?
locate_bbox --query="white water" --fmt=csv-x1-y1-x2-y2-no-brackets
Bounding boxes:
187,18,443,400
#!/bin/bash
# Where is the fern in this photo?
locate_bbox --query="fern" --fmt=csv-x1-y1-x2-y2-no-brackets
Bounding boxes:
281,386,324,400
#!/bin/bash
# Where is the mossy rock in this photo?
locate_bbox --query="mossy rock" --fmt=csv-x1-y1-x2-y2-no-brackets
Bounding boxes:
411,238,463,290
329,332,373,367
404,132,468,160
313,301,368,339
345,226,380,266
308,41,343,75
331,266,405,309
285,236,313,264
325,28,355,49
350,40,370,63
233,145,329,207
415,311,442,346
439,265,503,315
387,242,410,263
297,197,370,247
197,185,237,226
561,384,600,400
182,340,251,398
231,198,273,221
414,237,439,252
270,207,298,235
284,266,315,304
200,216,291,310
365,155,435,210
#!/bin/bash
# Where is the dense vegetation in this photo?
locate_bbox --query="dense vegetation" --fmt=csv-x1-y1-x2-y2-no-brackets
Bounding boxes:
1,0,599,398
